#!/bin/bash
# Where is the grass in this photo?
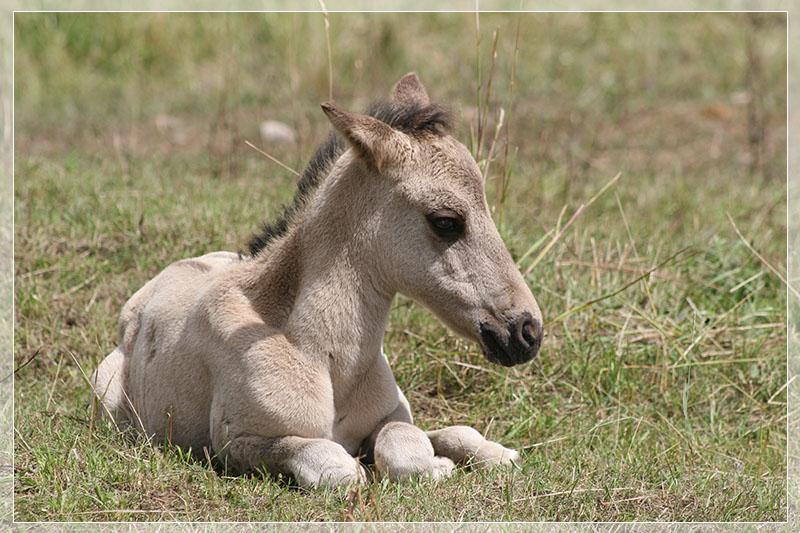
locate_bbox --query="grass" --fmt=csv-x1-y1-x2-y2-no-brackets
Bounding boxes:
13,12,787,522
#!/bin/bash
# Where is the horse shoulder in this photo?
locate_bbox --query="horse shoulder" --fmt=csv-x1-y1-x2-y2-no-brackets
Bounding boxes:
195,271,296,375
198,276,336,439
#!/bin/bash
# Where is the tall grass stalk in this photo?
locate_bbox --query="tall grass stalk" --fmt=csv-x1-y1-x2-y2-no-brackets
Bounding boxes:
472,10,482,157
495,16,522,222
477,29,499,163
547,247,695,325
318,0,333,101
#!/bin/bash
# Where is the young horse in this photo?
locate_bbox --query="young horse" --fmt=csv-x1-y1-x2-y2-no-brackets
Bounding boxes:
92,73,543,488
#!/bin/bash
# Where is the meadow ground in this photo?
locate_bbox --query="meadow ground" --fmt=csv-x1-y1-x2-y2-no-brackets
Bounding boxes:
13,12,788,521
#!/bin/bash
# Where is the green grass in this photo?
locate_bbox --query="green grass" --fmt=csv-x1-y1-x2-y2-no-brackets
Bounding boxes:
13,12,787,522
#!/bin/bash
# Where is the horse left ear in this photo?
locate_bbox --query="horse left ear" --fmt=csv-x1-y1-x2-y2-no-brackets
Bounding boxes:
391,72,430,106
320,101,410,172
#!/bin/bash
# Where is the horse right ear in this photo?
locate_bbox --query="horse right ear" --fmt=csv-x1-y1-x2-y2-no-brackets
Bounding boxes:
391,72,430,106
320,101,411,172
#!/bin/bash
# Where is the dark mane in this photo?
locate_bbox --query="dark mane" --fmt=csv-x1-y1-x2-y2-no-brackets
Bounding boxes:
246,98,451,256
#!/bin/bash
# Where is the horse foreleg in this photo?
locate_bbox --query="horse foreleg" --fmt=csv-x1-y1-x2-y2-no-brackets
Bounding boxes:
426,425,520,468
218,435,366,489
372,421,455,481
365,395,454,481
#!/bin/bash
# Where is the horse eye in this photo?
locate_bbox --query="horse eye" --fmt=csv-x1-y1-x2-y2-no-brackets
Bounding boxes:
432,218,456,231
426,210,464,241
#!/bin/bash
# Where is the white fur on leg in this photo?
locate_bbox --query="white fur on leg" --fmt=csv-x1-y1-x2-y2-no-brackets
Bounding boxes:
374,421,455,481
223,435,366,489
426,425,520,468
288,439,366,488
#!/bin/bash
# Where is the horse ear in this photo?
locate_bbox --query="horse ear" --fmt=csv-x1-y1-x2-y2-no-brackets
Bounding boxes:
391,72,430,106
320,101,409,171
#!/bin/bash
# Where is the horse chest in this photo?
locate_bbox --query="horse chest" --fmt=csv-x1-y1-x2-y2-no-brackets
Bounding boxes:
331,411,368,454
330,399,392,455
329,355,400,454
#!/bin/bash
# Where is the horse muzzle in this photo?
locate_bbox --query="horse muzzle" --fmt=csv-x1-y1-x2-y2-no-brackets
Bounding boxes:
478,312,543,367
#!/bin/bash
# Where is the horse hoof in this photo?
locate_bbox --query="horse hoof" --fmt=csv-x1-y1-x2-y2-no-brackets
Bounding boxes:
428,456,456,480
307,461,366,489
473,443,521,469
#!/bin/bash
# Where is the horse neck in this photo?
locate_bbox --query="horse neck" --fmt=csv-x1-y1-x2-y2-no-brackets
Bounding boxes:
288,245,392,379
258,155,394,382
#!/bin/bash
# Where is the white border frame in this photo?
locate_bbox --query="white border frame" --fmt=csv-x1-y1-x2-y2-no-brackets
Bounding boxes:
1,2,795,528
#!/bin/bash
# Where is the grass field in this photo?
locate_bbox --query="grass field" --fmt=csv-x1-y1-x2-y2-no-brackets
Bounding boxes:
13,12,788,522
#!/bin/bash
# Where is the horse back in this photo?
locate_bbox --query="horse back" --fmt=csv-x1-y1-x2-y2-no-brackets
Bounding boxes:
118,251,240,354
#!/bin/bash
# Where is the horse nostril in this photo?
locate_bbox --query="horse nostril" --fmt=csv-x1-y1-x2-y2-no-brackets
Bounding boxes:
510,314,543,362
482,314,543,366
513,314,540,347
521,317,543,346
521,320,536,346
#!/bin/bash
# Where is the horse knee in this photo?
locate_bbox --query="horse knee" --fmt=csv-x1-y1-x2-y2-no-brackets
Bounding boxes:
291,439,366,488
374,422,454,481
216,434,365,488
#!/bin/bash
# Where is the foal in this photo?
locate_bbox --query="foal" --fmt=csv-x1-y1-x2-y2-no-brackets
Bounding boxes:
92,73,544,488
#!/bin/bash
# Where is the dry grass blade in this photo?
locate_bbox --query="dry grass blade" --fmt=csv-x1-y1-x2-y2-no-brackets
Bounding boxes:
483,107,505,184
515,228,555,268
524,172,622,276
4,347,42,382
67,350,121,433
518,435,570,450
498,15,522,211
46,353,65,410
670,356,780,369
472,10,481,156
727,213,798,300
512,486,639,503
547,246,694,325
556,259,676,280
478,28,500,161
53,271,100,301
244,140,300,177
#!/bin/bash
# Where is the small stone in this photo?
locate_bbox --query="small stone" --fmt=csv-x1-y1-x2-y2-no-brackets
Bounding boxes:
259,120,296,144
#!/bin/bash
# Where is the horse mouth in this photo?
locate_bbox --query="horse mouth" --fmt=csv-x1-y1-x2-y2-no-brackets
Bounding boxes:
478,317,541,367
